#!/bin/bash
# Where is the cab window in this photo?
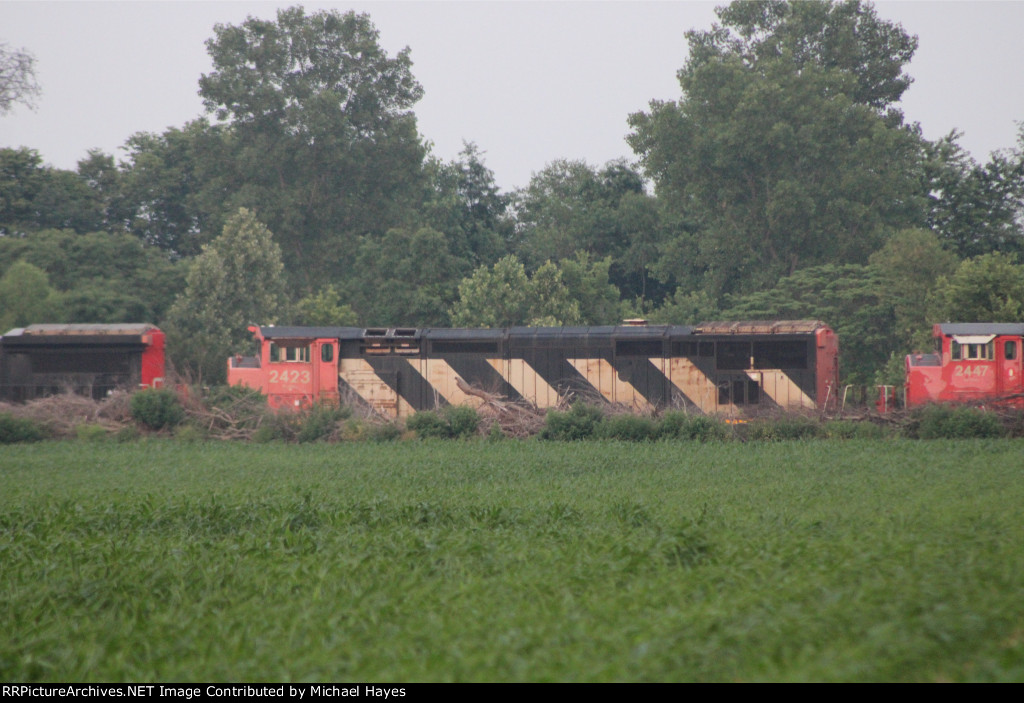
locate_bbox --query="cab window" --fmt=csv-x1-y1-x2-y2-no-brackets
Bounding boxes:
1006,341,1018,361
952,341,994,361
270,343,310,363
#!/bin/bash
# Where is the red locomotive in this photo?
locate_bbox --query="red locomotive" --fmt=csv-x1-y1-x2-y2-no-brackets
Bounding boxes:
905,323,1024,407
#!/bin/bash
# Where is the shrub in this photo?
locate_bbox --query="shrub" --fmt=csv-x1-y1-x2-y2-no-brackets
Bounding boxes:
540,403,604,441
295,403,349,443
598,413,656,441
822,420,888,440
0,413,48,443
444,406,480,439
407,406,480,440
747,417,821,441
366,421,403,442
407,410,452,439
657,412,727,441
130,389,184,431
252,411,301,443
913,405,1004,439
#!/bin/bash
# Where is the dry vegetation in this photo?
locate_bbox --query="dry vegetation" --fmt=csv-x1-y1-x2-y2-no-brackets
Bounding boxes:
3,384,1024,443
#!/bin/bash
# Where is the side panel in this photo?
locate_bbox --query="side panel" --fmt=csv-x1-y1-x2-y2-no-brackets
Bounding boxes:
230,322,835,417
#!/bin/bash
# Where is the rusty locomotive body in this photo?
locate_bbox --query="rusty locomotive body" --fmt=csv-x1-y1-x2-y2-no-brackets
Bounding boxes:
904,323,1024,408
228,320,840,417
0,323,166,402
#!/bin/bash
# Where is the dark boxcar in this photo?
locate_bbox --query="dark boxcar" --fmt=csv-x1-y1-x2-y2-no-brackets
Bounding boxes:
229,320,839,417
0,323,165,402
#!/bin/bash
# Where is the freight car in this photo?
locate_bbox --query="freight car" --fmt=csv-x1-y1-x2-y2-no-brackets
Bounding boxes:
905,323,1024,407
0,323,165,402
228,320,839,417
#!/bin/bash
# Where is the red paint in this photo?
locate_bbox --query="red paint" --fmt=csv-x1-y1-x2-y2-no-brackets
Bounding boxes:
906,324,1024,407
140,327,166,389
815,326,841,412
228,326,338,409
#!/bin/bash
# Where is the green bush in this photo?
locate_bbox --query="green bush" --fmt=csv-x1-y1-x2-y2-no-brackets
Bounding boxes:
597,413,656,441
130,389,184,431
296,403,350,443
407,406,481,440
407,410,453,439
656,412,727,441
822,419,888,439
252,411,301,443
747,417,821,441
913,405,1004,439
366,421,403,442
0,413,48,443
540,403,604,441
444,405,480,439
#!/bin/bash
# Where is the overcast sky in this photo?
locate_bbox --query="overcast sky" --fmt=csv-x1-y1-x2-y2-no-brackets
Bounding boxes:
2,1,1023,191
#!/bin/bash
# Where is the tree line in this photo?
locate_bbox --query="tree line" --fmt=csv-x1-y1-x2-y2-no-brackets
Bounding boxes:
2,1,1023,385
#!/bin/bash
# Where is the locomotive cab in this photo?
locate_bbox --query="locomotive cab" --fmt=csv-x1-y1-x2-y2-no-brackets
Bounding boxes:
905,323,1024,407
228,325,344,408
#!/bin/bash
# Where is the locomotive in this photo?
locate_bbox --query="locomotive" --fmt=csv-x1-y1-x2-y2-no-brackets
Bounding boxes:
227,320,840,418
0,323,166,402
6,319,1016,416
904,323,1024,407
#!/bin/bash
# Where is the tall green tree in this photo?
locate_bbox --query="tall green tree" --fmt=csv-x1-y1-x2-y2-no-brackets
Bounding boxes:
928,253,1024,323
424,143,512,268
165,208,287,383
868,228,958,349
450,254,624,328
0,261,59,331
0,148,105,235
628,0,924,299
119,120,236,257
0,229,185,324
512,159,664,303
924,129,1024,259
345,227,470,327
198,6,428,289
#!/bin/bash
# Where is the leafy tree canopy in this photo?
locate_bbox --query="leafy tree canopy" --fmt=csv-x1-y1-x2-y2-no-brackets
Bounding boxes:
165,208,287,382
450,254,625,328
924,128,1024,259
198,7,429,290
629,0,925,299
345,227,470,328
928,253,1024,323
0,261,59,331
423,142,512,269
690,0,917,115
0,148,106,235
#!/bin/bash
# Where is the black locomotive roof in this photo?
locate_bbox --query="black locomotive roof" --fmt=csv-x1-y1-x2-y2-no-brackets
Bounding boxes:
258,326,364,340
1,323,159,348
938,323,1024,336
255,321,831,342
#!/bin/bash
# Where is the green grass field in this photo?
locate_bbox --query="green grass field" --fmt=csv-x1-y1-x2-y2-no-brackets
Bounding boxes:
2,439,1022,682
